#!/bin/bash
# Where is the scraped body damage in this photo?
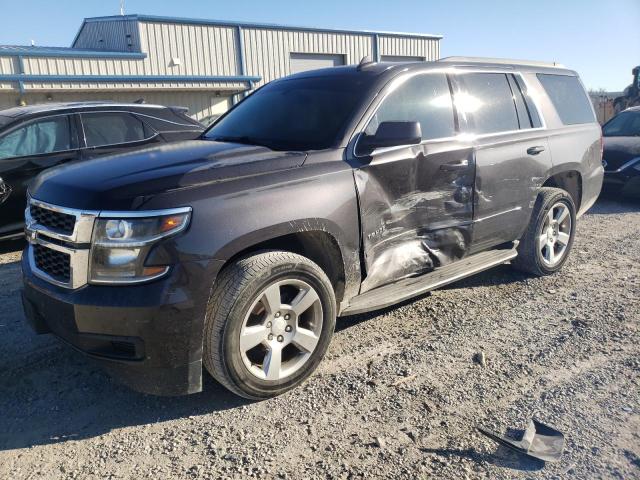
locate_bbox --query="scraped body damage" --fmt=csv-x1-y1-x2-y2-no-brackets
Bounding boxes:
355,141,476,292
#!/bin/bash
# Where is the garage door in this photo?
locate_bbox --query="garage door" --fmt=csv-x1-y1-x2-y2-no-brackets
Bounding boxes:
290,53,346,74
380,55,425,63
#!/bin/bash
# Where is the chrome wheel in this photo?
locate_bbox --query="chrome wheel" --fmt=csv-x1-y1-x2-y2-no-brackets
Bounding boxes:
538,202,572,267
239,279,323,381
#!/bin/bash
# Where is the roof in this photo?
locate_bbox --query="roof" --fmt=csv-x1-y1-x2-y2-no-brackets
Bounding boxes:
79,14,443,40
0,101,169,118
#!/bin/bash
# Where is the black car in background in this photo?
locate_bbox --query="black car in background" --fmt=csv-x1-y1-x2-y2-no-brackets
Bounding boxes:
0,102,204,239
602,107,640,198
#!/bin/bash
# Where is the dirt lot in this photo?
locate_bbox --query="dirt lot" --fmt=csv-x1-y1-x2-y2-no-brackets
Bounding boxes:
0,195,638,480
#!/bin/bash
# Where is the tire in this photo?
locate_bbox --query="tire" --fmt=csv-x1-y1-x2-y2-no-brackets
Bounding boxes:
512,187,577,276
203,250,336,399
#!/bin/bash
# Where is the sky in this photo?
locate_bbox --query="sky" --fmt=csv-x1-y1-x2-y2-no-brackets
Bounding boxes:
0,0,637,91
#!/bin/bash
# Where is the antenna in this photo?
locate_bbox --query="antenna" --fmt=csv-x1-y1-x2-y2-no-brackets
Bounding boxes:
357,55,375,71
120,0,125,15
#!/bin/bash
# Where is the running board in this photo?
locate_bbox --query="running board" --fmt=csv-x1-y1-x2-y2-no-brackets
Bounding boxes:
341,247,518,315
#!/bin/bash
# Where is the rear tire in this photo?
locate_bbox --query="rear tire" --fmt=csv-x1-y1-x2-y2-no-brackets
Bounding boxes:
512,187,576,276
203,250,336,399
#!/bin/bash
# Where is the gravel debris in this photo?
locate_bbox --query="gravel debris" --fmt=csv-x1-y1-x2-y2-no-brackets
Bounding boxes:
0,196,638,479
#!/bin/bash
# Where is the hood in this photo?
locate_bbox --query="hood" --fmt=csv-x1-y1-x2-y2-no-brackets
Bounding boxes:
603,136,640,171
30,140,306,210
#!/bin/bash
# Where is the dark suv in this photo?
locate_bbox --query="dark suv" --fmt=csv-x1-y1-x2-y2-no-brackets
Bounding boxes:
21,58,603,399
0,102,204,240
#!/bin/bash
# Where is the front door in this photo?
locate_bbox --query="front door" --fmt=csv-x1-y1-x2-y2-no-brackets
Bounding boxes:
0,114,79,235
352,72,475,292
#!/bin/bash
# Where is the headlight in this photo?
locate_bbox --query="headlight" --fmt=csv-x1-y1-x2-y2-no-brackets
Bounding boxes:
89,207,191,284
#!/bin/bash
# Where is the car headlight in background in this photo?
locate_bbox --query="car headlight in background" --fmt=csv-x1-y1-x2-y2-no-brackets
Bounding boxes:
89,207,191,284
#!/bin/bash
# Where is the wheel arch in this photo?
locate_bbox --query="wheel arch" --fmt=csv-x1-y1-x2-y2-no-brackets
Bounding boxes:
542,169,583,213
212,219,361,309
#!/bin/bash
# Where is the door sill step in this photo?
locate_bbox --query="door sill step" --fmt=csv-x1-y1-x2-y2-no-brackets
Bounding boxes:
341,246,518,315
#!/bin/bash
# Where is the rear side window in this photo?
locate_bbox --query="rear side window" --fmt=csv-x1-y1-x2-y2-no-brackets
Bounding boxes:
82,112,155,148
456,73,520,134
537,74,595,125
365,73,456,140
0,116,72,160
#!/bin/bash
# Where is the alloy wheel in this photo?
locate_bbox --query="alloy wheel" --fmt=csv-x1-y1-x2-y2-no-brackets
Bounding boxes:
239,279,323,381
538,201,572,267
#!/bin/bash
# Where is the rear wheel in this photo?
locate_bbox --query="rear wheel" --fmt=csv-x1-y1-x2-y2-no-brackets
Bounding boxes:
203,250,336,399
512,187,576,276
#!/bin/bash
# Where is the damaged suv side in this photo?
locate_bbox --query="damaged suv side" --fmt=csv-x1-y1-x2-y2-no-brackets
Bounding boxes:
22,58,603,399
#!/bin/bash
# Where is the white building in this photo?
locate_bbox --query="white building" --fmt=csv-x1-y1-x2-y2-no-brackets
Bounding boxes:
0,14,442,120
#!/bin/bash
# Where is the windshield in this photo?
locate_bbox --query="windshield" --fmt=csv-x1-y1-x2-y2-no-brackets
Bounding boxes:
204,75,369,151
603,110,640,137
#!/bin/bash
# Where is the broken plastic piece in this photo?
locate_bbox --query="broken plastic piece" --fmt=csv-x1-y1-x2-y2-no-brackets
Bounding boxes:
477,419,565,463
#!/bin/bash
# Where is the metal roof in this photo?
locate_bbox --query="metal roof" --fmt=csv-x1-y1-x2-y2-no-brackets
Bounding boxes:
77,14,443,42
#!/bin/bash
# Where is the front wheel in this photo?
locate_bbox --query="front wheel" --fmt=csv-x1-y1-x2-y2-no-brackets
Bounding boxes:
203,251,336,399
512,187,576,276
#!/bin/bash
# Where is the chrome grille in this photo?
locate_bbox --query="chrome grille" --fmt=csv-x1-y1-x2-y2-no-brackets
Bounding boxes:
33,244,71,283
25,198,98,289
30,203,76,234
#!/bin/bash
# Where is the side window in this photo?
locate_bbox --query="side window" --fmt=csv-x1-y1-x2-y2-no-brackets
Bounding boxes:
365,73,455,141
0,116,72,160
456,73,520,134
536,74,595,125
82,112,155,148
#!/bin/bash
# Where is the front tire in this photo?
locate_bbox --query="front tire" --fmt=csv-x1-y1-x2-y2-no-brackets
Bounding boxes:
512,187,576,276
203,251,336,399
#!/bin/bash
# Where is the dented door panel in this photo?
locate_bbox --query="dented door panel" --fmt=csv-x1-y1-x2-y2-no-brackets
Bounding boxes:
355,138,475,292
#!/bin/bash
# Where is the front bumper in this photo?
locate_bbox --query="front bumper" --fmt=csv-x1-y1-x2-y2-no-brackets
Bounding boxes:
21,251,224,396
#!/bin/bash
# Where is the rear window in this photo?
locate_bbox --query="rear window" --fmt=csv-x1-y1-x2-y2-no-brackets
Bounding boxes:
537,74,595,125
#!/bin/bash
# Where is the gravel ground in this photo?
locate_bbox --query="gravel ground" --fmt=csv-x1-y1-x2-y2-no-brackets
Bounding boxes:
0,195,638,480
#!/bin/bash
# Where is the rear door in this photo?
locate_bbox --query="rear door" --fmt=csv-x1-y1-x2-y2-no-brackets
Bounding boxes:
452,71,553,252
352,71,476,292
0,114,79,235
79,111,161,159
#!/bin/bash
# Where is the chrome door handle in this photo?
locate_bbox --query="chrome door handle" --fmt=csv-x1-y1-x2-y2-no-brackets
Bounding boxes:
440,159,469,171
527,146,546,155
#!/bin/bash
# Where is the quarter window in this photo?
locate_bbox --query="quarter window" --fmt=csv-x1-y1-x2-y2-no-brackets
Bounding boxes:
82,112,155,148
0,116,72,160
456,73,520,134
365,73,455,141
537,74,595,125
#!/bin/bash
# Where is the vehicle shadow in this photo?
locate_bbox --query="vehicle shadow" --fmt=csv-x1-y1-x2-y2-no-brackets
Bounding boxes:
0,254,251,453
0,238,24,255
587,192,640,214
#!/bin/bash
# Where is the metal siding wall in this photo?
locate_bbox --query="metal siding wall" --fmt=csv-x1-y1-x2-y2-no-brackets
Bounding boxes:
242,28,374,86
138,21,239,76
0,57,17,75
73,20,141,52
20,57,145,77
378,36,440,61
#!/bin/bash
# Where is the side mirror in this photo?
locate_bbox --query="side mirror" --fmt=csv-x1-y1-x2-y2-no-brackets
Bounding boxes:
359,121,422,152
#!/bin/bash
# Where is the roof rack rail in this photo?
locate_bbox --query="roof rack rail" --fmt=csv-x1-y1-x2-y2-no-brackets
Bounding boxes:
438,56,565,68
